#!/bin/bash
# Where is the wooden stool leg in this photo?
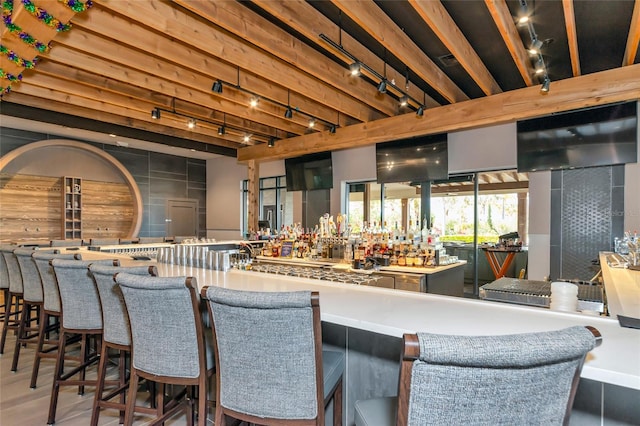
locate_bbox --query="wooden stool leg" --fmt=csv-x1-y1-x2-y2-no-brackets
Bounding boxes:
124,370,140,426
333,377,343,426
119,349,127,424
10,301,29,371
48,330,67,425
0,293,18,354
30,311,51,389
90,341,110,426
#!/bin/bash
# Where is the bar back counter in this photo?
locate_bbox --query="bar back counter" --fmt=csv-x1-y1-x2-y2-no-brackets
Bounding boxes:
72,246,640,424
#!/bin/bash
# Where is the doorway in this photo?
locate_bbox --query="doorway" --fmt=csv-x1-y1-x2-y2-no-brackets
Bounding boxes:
166,198,199,238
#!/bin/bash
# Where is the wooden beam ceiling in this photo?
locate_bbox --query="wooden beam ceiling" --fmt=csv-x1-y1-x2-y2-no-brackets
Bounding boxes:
624,0,640,66
562,0,581,77
408,0,502,96
484,0,534,87
238,63,640,162
330,0,469,104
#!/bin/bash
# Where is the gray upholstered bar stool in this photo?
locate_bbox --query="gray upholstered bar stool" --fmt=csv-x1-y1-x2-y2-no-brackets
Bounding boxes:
117,273,214,426
203,286,344,426
47,258,120,425
30,251,80,389
354,326,602,426
0,247,24,355
89,263,159,426
0,245,12,322
11,248,45,372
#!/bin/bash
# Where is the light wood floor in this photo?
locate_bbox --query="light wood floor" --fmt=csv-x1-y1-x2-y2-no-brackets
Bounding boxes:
0,328,212,425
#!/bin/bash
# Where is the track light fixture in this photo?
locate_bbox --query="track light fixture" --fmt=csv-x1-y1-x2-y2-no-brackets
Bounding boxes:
540,76,550,93
208,77,337,131
377,79,387,94
243,134,251,143
329,124,337,134
416,105,424,117
399,95,409,107
319,34,422,113
528,39,543,55
211,80,223,93
268,137,275,147
349,62,361,76
284,107,293,119
518,0,551,94
308,118,316,128
218,125,226,135
151,107,161,119
187,118,196,129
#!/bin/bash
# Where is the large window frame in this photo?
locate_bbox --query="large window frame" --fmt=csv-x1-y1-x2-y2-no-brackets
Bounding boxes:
241,175,291,236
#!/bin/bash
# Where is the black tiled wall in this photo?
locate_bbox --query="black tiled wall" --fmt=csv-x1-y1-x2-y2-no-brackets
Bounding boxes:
0,127,206,238
550,166,624,281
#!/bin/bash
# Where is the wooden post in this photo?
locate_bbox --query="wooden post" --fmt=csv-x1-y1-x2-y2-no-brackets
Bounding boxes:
247,160,260,236
517,192,528,245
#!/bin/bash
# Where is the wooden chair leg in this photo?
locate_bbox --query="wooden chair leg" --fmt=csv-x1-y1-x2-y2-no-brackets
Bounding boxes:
119,349,127,424
30,311,49,388
124,370,140,426
90,341,110,426
198,380,207,426
333,377,343,426
48,329,67,425
0,293,20,354
10,300,29,371
78,333,88,395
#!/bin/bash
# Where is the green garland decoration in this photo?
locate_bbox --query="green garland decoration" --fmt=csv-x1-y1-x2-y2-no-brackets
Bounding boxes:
0,68,23,82
1,1,50,53
21,0,72,32
0,44,37,69
58,0,93,13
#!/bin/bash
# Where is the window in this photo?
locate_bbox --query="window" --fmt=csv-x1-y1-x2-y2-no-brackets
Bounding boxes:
241,176,293,236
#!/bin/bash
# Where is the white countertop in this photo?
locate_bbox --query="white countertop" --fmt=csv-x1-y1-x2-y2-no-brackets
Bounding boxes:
600,252,640,319
148,263,640,390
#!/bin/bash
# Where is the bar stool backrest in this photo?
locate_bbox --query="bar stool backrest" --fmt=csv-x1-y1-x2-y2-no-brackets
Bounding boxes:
32,252,80,313
117,273,205,379
89,238,120,246
0,245,12,290
14,248,43,303
205,286,322,421
51,258,119,330
50,239,84,247
137,237,164,244
89,264,157,346
397,326,601,426
1,247,23,294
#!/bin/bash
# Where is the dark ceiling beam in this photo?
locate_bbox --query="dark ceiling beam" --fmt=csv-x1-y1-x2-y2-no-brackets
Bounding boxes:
237,63,640,163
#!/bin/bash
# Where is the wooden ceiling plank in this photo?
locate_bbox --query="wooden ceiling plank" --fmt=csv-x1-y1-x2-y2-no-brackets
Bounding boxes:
16,78,241,147
8,1,62,41
330,0,469,104
484,0,534,87
40,43,308,136
562,0,581,76
250,0,440,109
73,4,348,127
408,0,502,96
92,0,382,124
623,0,640,66
237,63,640,162
174,0,401,117
5,92,238,148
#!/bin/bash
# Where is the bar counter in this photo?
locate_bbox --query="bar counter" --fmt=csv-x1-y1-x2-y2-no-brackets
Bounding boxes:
150,262,638,390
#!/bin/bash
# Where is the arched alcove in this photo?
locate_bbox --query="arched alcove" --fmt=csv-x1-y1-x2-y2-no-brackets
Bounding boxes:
0,140,142,242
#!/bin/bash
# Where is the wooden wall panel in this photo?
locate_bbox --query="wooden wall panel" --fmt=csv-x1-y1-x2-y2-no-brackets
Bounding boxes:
0,173,135,243
0,174,61,242
81,181,134,239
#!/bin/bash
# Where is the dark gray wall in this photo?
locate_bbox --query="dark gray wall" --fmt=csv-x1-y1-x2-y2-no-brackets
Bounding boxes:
0,127,206,238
